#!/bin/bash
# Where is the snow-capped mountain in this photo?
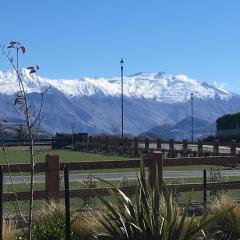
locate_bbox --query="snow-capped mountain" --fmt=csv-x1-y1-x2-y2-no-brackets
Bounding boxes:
0,69,234,102
0,68,239,137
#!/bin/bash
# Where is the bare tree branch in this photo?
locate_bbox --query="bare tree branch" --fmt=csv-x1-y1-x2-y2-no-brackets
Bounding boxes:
0,42,46,240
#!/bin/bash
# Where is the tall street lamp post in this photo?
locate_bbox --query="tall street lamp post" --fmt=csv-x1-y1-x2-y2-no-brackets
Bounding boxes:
120,58,124,140
191,93,194,143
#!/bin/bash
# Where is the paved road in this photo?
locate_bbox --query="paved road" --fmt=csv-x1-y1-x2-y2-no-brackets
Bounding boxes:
3,169,240,184
139,143,240,154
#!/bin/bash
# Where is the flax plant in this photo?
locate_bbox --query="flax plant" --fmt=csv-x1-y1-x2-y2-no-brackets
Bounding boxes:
96,158,231,240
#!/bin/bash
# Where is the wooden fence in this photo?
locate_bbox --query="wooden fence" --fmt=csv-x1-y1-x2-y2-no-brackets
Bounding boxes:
2,152,240,202
74,135,240,157
2,135,240,157
0,138,54,147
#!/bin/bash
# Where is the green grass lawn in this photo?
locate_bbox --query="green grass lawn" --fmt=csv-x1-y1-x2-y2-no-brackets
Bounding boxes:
0,146,225,172
1,146,240,214
3,177,240,214
0,147,237,180
0,146,128,164
0,147,224,180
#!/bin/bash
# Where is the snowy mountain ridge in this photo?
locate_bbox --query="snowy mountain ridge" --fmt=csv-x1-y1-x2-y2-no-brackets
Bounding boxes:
0,68,240,137
0,69,233,103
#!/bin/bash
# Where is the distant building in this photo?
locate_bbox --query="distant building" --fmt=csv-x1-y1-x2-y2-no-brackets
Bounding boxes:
216,112,240,139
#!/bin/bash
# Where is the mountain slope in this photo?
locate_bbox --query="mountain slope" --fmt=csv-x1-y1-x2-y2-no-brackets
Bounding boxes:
0,69,239,136
139,117,215,140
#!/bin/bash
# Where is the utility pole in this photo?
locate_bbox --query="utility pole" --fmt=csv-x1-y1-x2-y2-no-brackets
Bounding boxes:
191,93,194,143
120,58,124,140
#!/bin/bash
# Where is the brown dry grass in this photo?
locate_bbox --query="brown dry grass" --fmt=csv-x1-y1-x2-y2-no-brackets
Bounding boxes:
3,220,17,240
208,195,240,239
210,194,240,220
33,201,104,239
73,209,104,239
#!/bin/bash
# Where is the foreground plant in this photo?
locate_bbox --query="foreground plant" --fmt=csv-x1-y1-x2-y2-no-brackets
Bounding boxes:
96,158,231,240
0,41,47,239
208,195,240,240
15,201,101,240
2,220,17,240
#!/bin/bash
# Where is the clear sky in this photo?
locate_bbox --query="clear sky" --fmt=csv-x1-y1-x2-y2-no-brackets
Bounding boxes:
0,0,240,92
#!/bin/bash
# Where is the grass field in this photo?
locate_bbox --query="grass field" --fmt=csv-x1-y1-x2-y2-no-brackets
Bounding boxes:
1,146,240,214
0,146,220,171
0,146,128,164
3,177,240,214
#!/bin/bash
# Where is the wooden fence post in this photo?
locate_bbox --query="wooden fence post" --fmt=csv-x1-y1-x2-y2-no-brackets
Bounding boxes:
105,136,109,152
148,151,163,187
231,140,236,155
0,167,3,240
213,140,219,155
114,136,118,152
109,136,113,152
133,137,138,156
183,139,188,151
45,155,60,201
88,136,93,151
72,133,76,148
198,139,203,155
123,137,128,154
51,137,54,149
97,136,101,151
157,138,161,150
145,137,149,152
100,136,104,151
92,136,96,152
169,139,174,151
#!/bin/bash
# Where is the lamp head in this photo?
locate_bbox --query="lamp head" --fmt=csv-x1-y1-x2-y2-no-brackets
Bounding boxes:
120,58,124,67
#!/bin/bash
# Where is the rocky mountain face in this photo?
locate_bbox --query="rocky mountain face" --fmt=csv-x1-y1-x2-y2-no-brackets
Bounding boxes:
0,69,239,137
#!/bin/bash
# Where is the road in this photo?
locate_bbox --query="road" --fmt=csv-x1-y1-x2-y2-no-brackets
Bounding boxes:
139,143,240,154
3,169,240,185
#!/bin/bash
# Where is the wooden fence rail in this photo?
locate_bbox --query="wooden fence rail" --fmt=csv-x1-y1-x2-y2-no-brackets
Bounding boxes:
2,136,240,157
72,135,240,157
0,138,54,147
4,181,240,202
1,152,240,202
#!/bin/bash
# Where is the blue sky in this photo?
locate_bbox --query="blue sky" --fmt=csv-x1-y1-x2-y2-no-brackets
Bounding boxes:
0,0,240,92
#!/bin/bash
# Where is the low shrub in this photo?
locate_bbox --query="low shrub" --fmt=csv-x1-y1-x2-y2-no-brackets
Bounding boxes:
16,201,100,240
96,158,231,240
208,195,240,239
33,202,66,240
72,210,103,240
